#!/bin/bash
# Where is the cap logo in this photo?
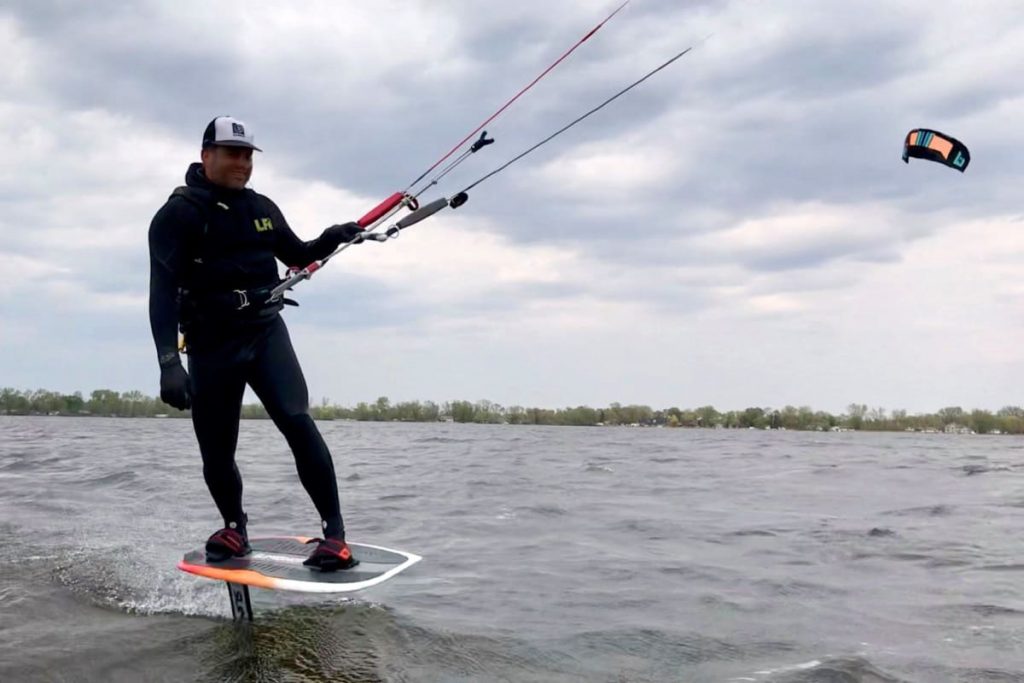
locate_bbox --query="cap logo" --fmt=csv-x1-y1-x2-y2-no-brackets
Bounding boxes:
231,123,245,137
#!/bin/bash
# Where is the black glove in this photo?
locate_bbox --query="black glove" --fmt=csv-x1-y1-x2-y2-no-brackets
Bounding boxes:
159,358,192,410
322,222,364,249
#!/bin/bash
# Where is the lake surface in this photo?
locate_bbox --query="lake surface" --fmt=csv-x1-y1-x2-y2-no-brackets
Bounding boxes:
1,416,1022,682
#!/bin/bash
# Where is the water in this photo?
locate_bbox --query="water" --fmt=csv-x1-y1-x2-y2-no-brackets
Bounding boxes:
1,416,1022,682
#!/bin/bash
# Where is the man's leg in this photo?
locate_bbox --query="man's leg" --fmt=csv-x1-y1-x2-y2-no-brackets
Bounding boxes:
247,318,345,539
189,346,248,530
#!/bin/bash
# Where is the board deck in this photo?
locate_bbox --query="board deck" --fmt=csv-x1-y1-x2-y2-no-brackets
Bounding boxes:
178,536,421,593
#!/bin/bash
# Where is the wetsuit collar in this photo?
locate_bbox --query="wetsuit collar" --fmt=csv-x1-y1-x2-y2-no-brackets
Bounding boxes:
185,162,248,198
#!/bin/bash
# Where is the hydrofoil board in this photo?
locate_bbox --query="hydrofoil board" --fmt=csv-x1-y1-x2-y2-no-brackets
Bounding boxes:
177,536,421,621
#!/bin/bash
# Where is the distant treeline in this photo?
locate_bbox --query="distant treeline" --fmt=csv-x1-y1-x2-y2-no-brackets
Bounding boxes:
2,388,1022,434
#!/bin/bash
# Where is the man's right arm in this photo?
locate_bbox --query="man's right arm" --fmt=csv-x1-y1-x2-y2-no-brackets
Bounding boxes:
149,199,199,410
148,200,193,365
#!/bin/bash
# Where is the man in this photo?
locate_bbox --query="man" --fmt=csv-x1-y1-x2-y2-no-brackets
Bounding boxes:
148,116,363,571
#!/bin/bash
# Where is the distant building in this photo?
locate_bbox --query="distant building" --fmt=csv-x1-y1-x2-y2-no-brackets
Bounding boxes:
943,423,974,435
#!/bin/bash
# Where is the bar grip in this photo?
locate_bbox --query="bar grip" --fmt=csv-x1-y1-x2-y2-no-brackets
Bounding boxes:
358,192,406,228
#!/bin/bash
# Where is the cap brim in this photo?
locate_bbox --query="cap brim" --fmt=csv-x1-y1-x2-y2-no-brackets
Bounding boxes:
208,140,263,152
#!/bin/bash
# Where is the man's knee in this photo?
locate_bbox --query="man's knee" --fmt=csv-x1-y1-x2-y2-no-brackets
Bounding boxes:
276,410,317,438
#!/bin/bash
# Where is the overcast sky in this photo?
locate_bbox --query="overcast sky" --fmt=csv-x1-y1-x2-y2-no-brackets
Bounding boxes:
2,0,1022,414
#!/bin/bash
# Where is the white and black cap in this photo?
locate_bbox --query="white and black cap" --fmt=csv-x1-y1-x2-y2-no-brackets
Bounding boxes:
202,116,262,151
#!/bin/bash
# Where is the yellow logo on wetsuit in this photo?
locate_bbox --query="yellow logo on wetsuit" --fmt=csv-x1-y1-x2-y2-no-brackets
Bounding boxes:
254,217,274,232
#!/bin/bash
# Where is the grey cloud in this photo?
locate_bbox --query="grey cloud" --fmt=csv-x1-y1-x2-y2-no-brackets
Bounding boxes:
738,240,901,273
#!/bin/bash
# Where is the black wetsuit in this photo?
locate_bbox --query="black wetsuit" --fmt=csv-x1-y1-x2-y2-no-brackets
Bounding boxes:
148,162,346,538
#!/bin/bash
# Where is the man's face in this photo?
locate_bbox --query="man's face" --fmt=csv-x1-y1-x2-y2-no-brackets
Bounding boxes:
201,145,253,189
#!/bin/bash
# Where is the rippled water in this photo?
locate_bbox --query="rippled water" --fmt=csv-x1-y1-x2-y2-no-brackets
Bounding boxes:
1,416,1022,682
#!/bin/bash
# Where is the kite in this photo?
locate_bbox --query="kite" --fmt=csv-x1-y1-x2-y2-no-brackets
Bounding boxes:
902,128,970,172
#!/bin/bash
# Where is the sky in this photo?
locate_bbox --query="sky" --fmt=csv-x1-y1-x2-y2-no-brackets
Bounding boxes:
1,0,1022,415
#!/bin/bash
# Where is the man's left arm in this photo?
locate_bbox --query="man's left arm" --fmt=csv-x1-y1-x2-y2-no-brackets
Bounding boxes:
266,197,362,267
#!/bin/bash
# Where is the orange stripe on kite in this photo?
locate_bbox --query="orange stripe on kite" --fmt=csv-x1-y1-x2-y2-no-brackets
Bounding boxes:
926,135,954,159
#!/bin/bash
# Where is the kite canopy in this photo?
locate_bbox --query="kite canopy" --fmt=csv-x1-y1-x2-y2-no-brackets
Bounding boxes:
902,128,970,172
